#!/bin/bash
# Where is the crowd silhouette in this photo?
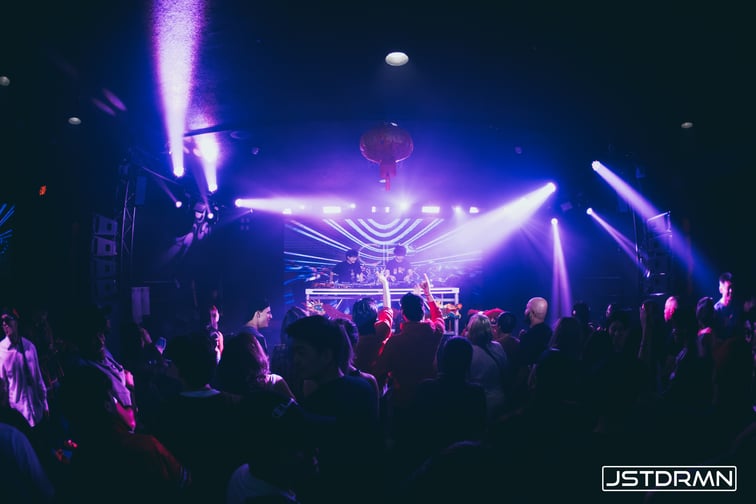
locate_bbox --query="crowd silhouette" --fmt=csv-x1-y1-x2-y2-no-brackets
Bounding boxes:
1,271,756,503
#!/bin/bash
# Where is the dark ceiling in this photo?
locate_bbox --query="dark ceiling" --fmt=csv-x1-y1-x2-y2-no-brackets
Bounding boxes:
1,1,754,276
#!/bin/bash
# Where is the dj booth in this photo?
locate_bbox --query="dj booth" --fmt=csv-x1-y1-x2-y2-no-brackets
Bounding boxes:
304,286,461,334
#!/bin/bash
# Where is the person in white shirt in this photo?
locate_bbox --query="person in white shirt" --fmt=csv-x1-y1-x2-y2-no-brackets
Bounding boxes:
0,310,48,428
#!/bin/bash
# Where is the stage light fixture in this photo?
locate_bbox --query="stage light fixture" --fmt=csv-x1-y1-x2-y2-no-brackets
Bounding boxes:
154,0,204,178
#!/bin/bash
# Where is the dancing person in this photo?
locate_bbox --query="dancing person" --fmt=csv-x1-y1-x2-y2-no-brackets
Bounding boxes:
352,269,393,377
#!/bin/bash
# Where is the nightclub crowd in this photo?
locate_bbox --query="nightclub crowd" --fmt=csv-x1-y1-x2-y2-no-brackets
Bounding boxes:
1,270,755,503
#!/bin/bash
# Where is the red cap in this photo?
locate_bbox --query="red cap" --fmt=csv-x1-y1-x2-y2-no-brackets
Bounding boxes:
483,308,504,320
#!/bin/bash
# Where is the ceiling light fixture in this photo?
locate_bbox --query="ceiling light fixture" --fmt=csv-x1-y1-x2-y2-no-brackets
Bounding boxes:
385,51,409,66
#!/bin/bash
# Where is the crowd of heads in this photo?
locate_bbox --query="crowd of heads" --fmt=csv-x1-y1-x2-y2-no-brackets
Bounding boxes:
2,268,756,502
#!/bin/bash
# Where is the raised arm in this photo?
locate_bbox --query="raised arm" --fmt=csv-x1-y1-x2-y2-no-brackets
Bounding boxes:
374,269,394,345
422,274,445,333
376,269,391,310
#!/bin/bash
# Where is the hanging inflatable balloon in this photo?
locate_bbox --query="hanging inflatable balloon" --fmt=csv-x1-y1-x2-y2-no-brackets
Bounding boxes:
359,122,414,191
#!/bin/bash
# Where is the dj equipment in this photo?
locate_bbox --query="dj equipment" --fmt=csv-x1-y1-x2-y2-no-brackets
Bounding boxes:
304,287,461,333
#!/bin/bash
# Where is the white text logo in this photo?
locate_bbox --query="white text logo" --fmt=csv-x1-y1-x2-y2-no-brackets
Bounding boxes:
602,466,737,492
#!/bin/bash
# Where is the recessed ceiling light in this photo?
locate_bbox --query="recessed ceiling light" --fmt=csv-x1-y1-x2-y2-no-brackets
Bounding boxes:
385,52,409,66
68,116,82,125
681,121,694,129
0,76,10,86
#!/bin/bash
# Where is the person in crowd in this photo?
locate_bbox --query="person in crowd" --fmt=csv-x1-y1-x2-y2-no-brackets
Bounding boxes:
152,331,248,504
226,389,318,504
492,311,520,399
714,272,742,340
215,331,295,400
606,308,642,358
509,297,552,409
662,298,712,410
120,320,162,378
286,315,381,504
0,375,32,436
372,275,445,442
28,307,64,402
237,297,273,353
465,312,508,423
664,295,679,325
571,300,595,348
206,304,225,364
405,337,486,468
518,297,552,367
0,309,49,430
637,298,666,388
531,316,586,404
270,305,310,400
333,317,381,406
697,296,720,360
492,311,517,346
604,303,621,327
68,305,136,432
57,365,190,504
0,420,55,503
351,269,393,377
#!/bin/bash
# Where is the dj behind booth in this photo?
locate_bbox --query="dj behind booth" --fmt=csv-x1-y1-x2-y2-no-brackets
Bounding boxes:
384,245,419,285
327,246,419,290
331,249,365,284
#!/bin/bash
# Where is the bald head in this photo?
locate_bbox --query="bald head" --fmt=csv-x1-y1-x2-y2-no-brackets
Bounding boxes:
526,297,548,326
663,296,678,323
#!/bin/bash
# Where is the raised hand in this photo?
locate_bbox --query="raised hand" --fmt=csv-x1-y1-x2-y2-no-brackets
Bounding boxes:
376,269,389,285
421,273,432,297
